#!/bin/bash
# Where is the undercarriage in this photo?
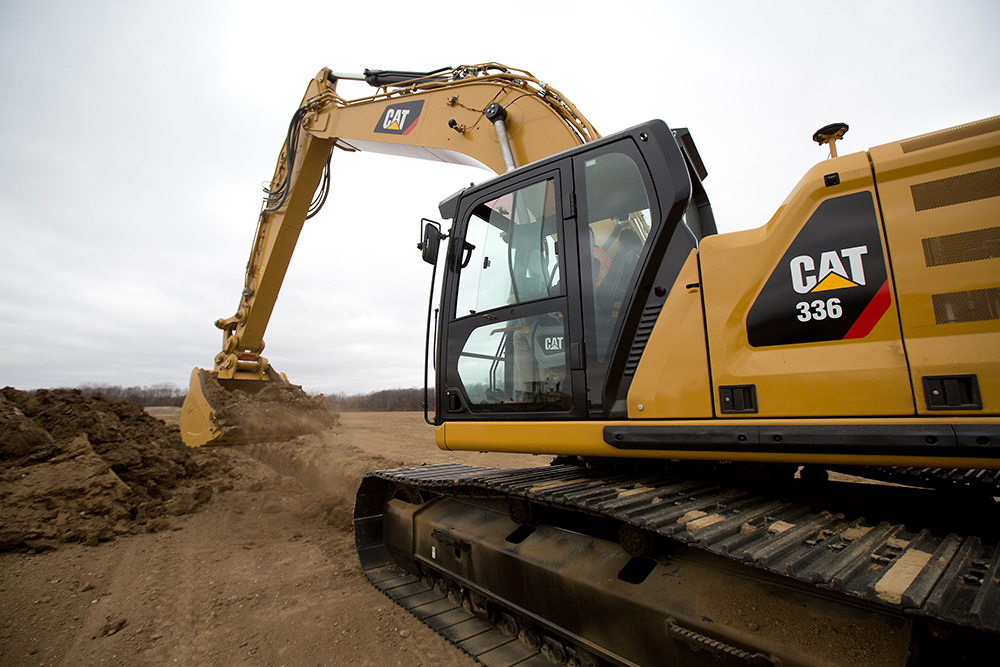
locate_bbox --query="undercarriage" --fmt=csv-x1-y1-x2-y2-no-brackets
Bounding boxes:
355,462,1000,666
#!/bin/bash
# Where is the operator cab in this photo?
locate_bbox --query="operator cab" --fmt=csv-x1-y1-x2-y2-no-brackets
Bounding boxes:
425,121,712,423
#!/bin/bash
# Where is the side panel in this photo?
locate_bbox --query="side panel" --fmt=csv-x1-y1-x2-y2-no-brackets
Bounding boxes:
626,250,713,418
869,116,1000,415
699,152,914,418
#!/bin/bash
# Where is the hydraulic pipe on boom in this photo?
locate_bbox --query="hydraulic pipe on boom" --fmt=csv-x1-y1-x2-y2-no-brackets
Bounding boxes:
484,102,517,172
181,64,599,447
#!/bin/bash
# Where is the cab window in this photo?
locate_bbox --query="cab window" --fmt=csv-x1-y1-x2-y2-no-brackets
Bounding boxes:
455,179,561,317
579,151,652,362
450,177,571,412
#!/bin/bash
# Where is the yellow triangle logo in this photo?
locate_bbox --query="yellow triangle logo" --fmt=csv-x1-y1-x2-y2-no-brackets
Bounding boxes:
386,120,401,131
812,272,859,292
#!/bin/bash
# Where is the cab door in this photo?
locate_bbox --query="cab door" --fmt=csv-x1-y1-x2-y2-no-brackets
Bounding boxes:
440,164,588,420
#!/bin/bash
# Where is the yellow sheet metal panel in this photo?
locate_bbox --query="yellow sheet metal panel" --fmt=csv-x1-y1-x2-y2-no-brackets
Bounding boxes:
699,152,914,417
313,77,591,174
627,250,712,418
869,116,1000,415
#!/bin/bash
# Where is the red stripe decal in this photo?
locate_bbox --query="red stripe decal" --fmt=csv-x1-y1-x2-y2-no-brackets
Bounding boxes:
843,280,891,339
402,116,420,135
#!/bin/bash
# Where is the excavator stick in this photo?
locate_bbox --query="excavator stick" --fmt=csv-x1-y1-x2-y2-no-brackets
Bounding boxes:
180,367,338,447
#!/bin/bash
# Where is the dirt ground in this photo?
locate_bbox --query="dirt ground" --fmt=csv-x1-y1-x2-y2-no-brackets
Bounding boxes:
0,389,925,667
0,391,546,667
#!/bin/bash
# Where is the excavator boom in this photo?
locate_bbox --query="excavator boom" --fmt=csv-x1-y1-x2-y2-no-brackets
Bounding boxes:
181,64,599,446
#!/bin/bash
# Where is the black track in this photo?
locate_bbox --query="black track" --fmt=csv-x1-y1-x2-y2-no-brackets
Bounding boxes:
355,463,1000,665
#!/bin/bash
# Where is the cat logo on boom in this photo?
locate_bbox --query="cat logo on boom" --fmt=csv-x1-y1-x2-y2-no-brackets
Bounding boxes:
746,192,891,347
374,100,424,136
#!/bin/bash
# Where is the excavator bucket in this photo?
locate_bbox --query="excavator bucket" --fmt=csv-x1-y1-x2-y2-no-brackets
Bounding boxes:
179,368,339,447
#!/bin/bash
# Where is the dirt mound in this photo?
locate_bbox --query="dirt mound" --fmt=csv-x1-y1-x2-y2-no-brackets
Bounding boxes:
0,387,230,552
204,373,339,442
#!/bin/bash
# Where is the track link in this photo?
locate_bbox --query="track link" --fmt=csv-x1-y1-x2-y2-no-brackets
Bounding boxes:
835,465,1000,494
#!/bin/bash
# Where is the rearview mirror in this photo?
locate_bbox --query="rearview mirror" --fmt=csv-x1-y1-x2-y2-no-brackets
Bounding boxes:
418,220,443,264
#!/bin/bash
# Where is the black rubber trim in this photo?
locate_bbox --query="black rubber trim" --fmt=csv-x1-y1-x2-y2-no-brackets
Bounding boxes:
603,424,1000,457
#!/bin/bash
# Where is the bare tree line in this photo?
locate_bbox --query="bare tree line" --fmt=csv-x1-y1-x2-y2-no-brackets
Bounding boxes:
18,384,432,411
324,387,432,412
70,383,188,406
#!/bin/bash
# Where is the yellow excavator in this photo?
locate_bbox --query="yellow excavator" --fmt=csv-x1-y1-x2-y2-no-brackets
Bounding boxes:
183,65,1000,665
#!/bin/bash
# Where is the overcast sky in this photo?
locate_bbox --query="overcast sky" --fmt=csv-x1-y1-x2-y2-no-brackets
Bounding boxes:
2,0,998,396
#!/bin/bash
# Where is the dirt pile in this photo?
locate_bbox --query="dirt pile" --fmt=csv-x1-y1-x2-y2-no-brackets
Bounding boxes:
203,373,339,442
0,387,228,552
0,412,536,667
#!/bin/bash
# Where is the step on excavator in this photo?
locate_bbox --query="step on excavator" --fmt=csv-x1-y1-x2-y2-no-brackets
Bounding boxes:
181,64,1000,665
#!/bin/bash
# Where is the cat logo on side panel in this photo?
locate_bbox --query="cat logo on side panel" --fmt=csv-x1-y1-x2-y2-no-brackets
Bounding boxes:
746,192,891,347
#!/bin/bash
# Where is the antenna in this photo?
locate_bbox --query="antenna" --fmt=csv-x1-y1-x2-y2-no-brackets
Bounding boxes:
813,123,849,158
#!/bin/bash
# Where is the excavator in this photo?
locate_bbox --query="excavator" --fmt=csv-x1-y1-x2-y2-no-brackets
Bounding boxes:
181,64,1000,665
